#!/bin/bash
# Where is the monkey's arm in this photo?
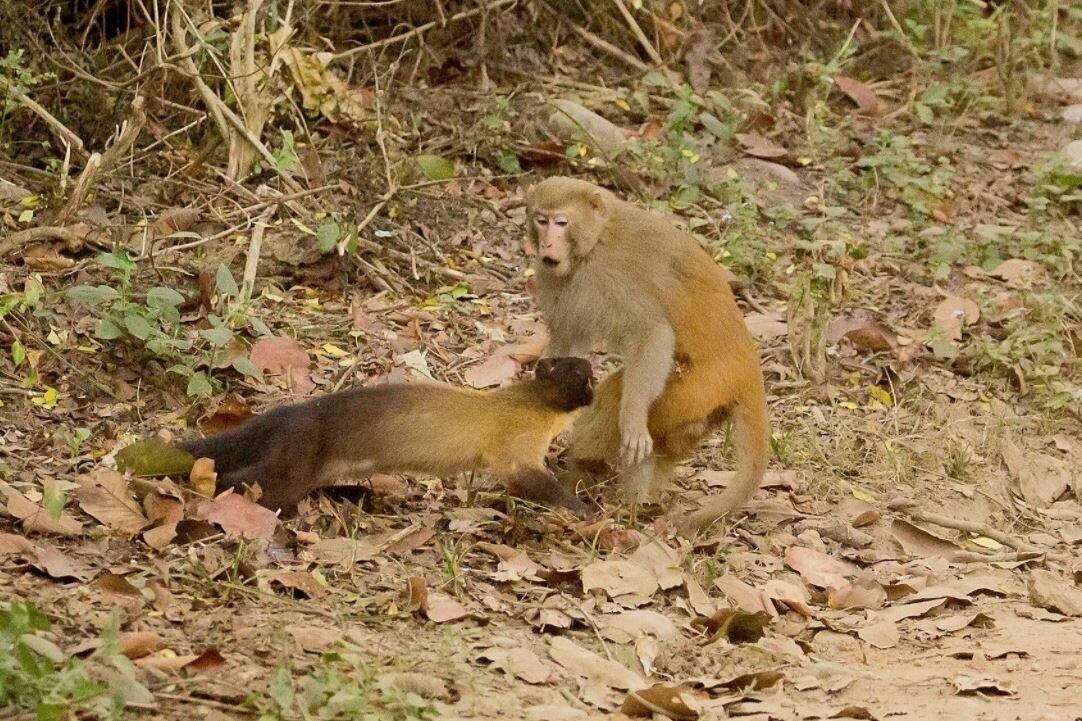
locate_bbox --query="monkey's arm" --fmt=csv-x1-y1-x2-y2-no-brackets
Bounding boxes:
619,323,675,465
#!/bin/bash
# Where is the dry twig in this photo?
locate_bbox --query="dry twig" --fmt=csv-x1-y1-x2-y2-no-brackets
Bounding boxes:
610,0,663,66
331,0,517,60
907,510,1040,554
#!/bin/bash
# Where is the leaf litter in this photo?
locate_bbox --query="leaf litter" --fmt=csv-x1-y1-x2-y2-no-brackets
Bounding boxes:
1,10,1080,721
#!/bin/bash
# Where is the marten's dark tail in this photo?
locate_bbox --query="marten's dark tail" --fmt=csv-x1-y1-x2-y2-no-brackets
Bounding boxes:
177,409,286,476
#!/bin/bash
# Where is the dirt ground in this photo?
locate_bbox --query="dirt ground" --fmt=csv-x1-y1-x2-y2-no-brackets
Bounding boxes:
1,4,1080,721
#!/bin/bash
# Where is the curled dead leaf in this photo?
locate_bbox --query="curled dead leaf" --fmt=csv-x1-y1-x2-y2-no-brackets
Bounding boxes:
931,295,979,342
699,609,772,644
833,76,882,116
987,258,1043,287
622,683,699,720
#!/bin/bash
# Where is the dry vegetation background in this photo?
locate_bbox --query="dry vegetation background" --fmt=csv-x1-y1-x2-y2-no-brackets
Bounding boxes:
0,1,1080,720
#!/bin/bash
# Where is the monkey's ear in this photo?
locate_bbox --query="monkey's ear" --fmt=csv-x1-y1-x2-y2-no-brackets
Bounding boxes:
588,190,607,215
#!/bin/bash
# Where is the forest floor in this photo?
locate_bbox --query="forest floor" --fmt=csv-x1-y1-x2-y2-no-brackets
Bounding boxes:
1,6,1081,721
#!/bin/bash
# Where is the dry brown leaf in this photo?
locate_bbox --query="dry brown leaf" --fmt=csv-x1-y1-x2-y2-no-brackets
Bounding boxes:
744,312,788,341
287,625,342,653
423,591,470,623
28,543,94,581
987,258,1043,286
761,579,814,616
74,469,148,534
304,537,382,567
0,531,36,556
96,572,143,602
932,295,980,341
1027,570,1082,617
933,612,995,633
134,654,199,674
582,559,660,599
829,579,887,610
685,575,718,617
953,675,1014,696
628,540,684,590
735,132,788,159
874,598,948,623
598,610,679,644
186,648,227,673
714,574,775,616
464,352,519,389
149,207,200,238
258,569,327,599
119,631,163,659
188,458,217,498
700,609,772,644
784,546,857,589
833,75,881,115
197,394,254,435
249,336,314,395
836,498,880,527
889,519,962,558
548,636,646,692
196,492,277,541
476,646,553,685
856,620,898,649
3,484,83,536
622,683,699,721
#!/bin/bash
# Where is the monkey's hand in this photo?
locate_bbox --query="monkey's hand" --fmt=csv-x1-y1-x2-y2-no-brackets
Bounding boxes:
620,418,653,466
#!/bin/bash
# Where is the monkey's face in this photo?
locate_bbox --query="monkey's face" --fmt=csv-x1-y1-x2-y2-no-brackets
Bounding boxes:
530,211,574,276
524,177,609,277
535,357,594,410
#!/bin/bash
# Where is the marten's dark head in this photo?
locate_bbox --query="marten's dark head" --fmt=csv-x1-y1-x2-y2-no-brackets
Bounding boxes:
533,357,594,411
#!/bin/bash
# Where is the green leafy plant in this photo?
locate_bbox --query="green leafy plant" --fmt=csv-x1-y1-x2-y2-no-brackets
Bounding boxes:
66,250,262,397
480,95,523,174
1026,156,1082,214
256,652,439,721
855,132,954,216
1,602,151,720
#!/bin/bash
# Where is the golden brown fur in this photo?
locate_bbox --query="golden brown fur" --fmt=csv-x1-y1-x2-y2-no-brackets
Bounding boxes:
180,357,594,516
524,177,769,535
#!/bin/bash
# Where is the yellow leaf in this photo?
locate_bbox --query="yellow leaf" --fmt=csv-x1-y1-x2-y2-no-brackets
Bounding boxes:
852,488,876,502
321,343,348,357
868,385,893,406
969,536,1002,550
32,386,58,409
18,209,33,224
725,167,739,181
766,251,777,262
838,400,858,410
614,98,630,111
849,371,861,385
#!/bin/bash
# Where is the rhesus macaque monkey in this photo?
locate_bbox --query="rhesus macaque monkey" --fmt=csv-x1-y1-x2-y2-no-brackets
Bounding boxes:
179,358,594,517
524,177,769,535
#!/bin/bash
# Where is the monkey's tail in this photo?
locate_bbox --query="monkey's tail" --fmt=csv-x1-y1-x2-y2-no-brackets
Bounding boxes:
676,381,769,536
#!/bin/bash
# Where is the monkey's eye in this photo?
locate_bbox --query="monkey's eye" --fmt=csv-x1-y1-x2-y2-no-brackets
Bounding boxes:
535,216,548,226
553,218,569,228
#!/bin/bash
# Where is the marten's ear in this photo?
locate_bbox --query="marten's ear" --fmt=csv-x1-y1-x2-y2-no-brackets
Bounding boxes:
534,357,556,378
